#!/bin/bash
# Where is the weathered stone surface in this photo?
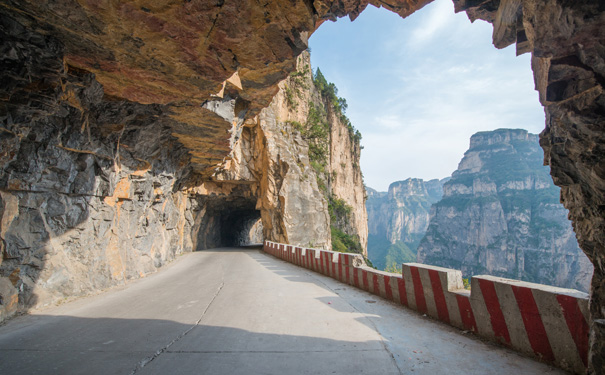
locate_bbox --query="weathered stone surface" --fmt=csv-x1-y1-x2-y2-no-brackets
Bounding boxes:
417,129,593,292
217,52,367,251
0,0,604,370
0,35,366,319
327,99,368,252
0,39,200,311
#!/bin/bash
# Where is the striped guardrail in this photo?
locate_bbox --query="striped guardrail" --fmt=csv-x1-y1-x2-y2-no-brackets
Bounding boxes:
263,240,589,374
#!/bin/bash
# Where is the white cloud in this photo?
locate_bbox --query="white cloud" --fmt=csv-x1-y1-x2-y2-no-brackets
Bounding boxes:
407,0,454,47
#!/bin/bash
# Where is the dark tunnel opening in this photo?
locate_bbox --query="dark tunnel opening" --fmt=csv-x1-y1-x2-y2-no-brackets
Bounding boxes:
195,195,263,250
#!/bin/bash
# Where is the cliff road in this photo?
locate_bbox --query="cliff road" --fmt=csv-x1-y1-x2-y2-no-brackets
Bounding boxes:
1,0,604,373
0,247,565,375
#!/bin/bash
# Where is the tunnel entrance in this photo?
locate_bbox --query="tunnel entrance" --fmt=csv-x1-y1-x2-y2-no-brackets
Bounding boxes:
194,194,263,250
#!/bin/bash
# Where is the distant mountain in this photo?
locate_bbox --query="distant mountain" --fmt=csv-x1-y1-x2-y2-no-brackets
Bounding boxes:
417,129,592,292
366,178,446,271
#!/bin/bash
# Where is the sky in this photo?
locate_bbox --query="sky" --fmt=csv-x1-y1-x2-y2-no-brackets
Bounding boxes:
308,0,545,192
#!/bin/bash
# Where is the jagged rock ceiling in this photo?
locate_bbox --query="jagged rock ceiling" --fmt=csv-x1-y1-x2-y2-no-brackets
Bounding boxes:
1,0,604,371
0,0,432,176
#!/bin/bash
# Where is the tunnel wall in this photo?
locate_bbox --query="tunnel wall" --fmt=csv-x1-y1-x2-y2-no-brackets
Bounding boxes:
264,240,589,374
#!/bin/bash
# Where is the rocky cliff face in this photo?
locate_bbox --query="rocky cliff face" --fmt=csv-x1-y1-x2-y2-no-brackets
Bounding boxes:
417,129,593,292
232,52,368,252
0,31,366,321
367,178,444,270
0,0,604,369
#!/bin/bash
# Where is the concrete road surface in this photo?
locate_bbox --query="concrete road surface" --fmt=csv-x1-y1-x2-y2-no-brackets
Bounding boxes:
0,247,566,374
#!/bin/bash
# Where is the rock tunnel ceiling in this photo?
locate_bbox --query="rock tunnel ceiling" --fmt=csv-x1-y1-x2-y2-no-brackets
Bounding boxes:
0,0,604,372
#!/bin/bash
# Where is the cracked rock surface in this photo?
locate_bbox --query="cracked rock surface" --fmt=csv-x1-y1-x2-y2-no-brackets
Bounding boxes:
0,0,604,370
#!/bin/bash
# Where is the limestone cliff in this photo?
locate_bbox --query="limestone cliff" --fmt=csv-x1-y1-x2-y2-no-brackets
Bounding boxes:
0,0,604,368
217,52,368,252
366,179,444,271
417,129,593,292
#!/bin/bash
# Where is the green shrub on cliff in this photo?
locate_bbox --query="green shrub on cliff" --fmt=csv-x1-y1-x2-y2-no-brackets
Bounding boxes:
331,226,363,254
313,68,361,146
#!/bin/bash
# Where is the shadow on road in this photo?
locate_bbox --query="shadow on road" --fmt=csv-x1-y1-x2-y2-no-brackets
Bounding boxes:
0,315,390,375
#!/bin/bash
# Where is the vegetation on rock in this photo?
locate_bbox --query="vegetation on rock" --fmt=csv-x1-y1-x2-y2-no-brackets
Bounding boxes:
283,54,366,256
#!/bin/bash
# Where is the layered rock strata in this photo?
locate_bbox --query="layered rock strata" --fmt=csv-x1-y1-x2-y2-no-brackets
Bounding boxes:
0,0,604,370
417,129,593,292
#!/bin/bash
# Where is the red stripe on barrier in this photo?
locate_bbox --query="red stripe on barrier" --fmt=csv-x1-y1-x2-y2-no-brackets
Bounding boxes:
397,277,408,306
353,268,360,288
338,259,343,282
384,276,393,301
362,270,370,291
372,274,379,295
557,294,589,367
410,267,427,314
455,294,477,332
478,279,511,345
428,269,450,323
511,286,554,362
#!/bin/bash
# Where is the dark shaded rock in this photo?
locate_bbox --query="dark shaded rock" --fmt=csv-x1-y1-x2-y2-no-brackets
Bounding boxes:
0,0,604,370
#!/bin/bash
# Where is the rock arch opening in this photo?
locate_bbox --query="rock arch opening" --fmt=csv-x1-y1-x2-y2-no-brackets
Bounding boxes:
195,195,263,250
308,0,593,293
0,0,603,370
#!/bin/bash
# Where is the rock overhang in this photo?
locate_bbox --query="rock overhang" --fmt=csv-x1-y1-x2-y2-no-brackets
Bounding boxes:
2,0,605,370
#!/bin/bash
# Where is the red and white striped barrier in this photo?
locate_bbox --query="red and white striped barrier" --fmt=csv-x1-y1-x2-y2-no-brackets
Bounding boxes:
263,240,589,374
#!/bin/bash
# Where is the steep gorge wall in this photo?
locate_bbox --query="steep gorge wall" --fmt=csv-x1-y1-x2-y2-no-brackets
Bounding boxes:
218,52,367,251
0,0,604,370
366,179,444,270
417,129,593,292
327,104,368,252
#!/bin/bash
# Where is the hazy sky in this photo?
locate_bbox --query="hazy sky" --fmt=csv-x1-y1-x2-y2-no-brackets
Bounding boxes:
308,0,545,192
